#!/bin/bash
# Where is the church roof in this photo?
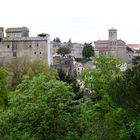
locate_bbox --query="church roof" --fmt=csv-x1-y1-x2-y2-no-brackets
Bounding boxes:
127,44,140,50
94,39,126,48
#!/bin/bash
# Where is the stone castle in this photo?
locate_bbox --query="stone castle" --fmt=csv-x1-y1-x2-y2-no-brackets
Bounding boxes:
0,27,52,66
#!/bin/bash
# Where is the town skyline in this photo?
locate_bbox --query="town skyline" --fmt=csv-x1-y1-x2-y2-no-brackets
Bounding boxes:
1,0,140,44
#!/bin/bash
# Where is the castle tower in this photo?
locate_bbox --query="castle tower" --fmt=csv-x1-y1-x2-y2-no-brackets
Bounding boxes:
0,27,4,42
108,28,117,46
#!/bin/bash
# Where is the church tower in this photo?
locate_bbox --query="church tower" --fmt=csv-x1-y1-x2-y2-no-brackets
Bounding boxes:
108,28,117,46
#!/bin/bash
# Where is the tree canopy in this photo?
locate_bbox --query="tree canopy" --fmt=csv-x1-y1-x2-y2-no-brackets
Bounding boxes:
82,43,94,59
0,56,140,139
0,68,8,108
57,46,71,57
53,37,61,43
109,64,140,116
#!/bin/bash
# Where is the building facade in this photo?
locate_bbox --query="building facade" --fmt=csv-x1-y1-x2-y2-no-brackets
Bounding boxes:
0,27,52,66
94,28,127,62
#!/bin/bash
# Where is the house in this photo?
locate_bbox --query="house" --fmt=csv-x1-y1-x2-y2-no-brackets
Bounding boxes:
127,44,140,65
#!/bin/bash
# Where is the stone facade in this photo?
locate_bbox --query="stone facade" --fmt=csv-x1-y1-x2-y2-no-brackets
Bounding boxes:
94,28,128,62
0,27,52,66
52,41,84,59
71,43,84,58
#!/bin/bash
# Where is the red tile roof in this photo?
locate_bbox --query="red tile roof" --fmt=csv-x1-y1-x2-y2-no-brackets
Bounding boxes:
96,47,110,51
127,44,140,50
94,39,126,48
94,40,109,48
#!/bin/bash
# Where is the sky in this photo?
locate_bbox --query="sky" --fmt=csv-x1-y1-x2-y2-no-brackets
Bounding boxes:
1,0,140,44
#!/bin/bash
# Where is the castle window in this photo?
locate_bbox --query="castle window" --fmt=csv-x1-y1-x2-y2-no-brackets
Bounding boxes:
13,52,16,57
0,38,1,42
34,52,36,54
29,45,32,48
40,52,41,54
7,45,10,48
113,42,116,45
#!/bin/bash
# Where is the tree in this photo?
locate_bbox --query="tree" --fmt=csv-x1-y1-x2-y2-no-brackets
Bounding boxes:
67,39,73,47
0,68,8,108
0,75,86,139
109,64,140,116
82,43,94,60
53,37,61,43
4,57,30,90
80,56,140,139
26,60,58,80
57,46,71,57
57,68,80,94
80,56,122,100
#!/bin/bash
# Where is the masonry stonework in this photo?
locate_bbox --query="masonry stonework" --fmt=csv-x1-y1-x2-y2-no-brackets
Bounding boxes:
0,27,52,66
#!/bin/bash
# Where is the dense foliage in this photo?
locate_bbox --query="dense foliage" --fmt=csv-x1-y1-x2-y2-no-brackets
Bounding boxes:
0,56,139,139
57,46,71,57
0,68,8,108
82,43,94,59
109,64,140,116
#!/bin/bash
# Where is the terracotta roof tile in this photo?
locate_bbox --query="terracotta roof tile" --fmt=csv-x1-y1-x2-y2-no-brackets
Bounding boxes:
127,44,140,50
94,39,126,47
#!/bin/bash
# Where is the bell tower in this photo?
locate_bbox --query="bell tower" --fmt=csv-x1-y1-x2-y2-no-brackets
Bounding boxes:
108,28,117,46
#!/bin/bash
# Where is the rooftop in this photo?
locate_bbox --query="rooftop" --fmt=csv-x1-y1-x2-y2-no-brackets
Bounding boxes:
94,39,126,48
3,36,48,41
5,27,29,33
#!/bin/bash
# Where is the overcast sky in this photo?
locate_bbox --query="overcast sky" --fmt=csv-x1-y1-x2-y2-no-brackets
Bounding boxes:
1,0,140,44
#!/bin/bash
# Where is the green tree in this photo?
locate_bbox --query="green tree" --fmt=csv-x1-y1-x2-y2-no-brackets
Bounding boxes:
82,43,94,60
4,57,30,90
53,37,61,43
80,56,122,100
0,68,8,108
109,64,140,116
57,68,80,94
0,75,87,139
57,46,71,57
26,60,58,80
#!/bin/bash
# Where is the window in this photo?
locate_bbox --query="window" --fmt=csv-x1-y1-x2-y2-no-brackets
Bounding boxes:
7,45,10,48
0,38,1,42
40,52,41,54
34,52,36,54
13,52,16,57
37,43,39,46
29,45,32,48
113,42,116,45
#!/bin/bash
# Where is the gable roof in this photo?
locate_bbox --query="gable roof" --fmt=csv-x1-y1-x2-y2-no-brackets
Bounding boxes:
94,39,126,48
